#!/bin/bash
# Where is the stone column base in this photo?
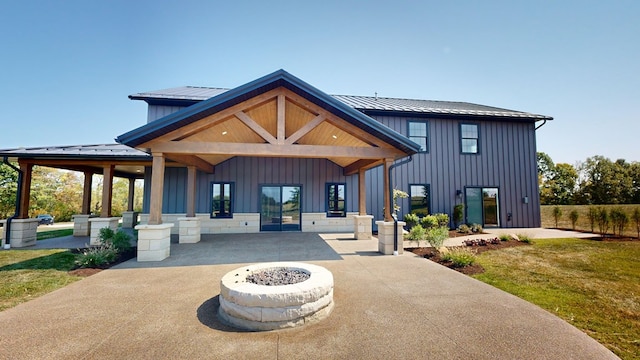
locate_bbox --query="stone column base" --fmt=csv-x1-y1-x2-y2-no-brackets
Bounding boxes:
89,217,120,245
136,223,174,261
353,215,374,240
375,221,406,255
1,218,39,248
72,214,93,237
121,211,139,229
178,217,201,244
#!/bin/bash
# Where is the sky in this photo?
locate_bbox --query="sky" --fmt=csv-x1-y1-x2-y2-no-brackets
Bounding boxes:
1,0,638,165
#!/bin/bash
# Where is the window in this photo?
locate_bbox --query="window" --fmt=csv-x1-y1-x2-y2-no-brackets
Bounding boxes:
211,182,233,218
408,121,428,152
460,123,479,154
409,184,430,217
326,183,346,217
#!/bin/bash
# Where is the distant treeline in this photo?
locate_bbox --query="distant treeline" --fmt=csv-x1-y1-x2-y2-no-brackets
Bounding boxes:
538,153,640,205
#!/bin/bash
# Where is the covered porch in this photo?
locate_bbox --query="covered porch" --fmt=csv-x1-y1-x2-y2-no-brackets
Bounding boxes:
117,70,420,261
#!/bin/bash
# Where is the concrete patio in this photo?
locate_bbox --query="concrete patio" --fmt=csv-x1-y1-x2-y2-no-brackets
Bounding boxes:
0,231,617,359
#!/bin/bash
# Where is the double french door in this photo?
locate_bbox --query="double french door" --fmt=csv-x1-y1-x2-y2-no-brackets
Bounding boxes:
260,185,301,231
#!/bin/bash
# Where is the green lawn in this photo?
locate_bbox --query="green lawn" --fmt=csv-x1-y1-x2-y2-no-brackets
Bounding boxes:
0,249,81,311
37,228,73,240
473,238,640,359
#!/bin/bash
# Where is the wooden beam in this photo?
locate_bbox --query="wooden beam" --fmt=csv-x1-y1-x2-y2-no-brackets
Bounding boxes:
235,111,278,144
343,159,383,176
82,171,93,214
101,165,114,217
164,154,213,173
358,168,367,215
383,158,393,221
284,114,325,145
186,166,197,217
18,162,32,219
152,142,405,159
127,178,135,212
147,88,285,144
277,95,285,144
148,153,165,225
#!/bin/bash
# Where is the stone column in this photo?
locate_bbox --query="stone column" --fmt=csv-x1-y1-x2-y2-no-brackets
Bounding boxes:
89,217,120,245
353,215,373,240
178,217,201,244
2,218,39,248
121,211,139,229
136,223,174,261
72,214,93,236
376,220,405,255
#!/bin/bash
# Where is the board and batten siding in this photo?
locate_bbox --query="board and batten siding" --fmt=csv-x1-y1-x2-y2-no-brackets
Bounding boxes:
142,157,359,215
147,105,187,123
366,115,541,228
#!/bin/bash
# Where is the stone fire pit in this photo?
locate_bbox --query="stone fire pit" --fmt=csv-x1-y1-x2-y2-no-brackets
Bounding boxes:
218,262,334,331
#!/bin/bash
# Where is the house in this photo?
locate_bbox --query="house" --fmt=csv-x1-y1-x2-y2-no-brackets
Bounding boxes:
0,70,552,260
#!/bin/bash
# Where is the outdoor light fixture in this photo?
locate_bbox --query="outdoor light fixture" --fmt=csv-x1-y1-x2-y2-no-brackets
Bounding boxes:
222,131,228,135
456,190,462,198
332,134,337,139
523,196,529,204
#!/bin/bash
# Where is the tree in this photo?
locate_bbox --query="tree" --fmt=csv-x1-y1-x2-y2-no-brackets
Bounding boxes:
578,156,634,204
537,152,578,205
552,206,562,228
0,162,18,218
569,210,579,230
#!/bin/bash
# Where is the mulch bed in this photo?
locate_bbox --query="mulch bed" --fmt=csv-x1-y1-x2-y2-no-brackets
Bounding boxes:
407,238,530,276
67,247,137,277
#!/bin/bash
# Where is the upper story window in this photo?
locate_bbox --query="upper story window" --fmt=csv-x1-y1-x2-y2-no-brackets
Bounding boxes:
408,121,428,152
211,182,234,218
326,183,346,217
460,123,479,154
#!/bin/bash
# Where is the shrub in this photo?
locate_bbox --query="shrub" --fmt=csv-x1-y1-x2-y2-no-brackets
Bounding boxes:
457,224,471,234
471,223,483,233
434,213,450,228
498,234,510,242
99,227,132,253
633,207,640,239
596,207,610,236
406,224,426,245
425,226,449,249
552,206,562,228
517,234,533,243
441,247,476,267
610,207,629,237
420,215,438,229
587,207,598,233
569,210,579,230
453,204,464,227
98,227,115,243
75,243,118,268
403,213,419,230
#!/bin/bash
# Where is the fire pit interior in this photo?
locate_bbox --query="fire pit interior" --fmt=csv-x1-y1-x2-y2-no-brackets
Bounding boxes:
218,262,334,331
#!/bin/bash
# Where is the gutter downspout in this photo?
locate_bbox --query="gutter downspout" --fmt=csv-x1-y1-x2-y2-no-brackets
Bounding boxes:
535,119,547,130
388,155,413,256
2,157,23,250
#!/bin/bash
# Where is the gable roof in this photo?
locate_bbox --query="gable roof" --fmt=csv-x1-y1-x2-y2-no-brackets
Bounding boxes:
0,143,150,160
118,70,422,154
129,86,553,121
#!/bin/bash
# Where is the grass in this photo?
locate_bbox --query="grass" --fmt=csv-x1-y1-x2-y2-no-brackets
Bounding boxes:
37,228,73,240
473,238,640,359
541,204,640,238
0,249,81,311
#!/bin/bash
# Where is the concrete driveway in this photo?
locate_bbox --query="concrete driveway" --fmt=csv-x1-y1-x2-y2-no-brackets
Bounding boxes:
0,232,617,359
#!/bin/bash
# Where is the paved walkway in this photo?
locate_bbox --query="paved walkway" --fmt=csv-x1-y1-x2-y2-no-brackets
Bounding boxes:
0,231,618,359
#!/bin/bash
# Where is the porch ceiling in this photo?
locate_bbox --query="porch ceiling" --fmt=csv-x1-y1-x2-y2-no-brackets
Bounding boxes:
140,87,406,174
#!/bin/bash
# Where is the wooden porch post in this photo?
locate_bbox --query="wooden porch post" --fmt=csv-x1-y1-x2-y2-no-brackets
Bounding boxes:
18,162,32,219
82,171,92,215
186,165,197,217
383,158,393,221
358,168,367,215
127,178,135,212
148,153,165,225
101,165,114,218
